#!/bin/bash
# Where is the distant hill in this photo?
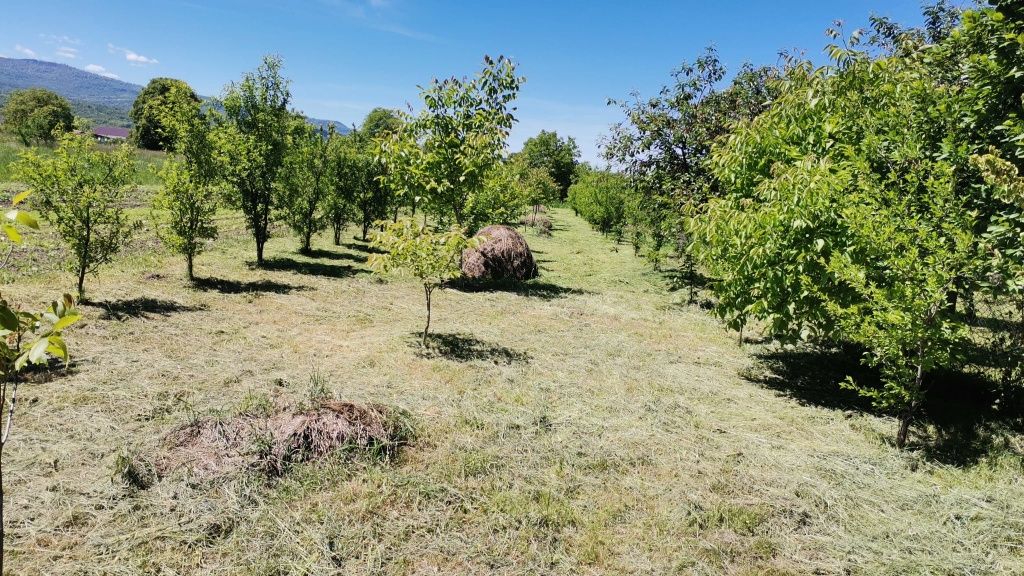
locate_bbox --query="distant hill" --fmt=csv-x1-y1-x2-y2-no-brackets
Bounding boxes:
0,57,350,133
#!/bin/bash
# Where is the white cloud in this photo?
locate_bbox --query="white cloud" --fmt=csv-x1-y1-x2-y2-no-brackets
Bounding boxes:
14,44,36,57
108,43,158,65
55,46,78,59
84,63,119,79
40,34,80,45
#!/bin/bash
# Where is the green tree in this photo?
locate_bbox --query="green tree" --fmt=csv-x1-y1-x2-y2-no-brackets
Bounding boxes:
519,130,580,199
153,86,219,280
213,55,291,265
279,117,335,253
520,163,560,218
568,169,631,235
463,159,531,231
379,55,523,226
605,47,776,271
16,132,138,299
326,132,361,245
369,219,477,345
1,88,74,146
129,78,201,151
689,20,1009,447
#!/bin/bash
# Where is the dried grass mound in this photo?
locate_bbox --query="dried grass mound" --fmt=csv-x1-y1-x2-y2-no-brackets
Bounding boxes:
157,401,413,480
519,213,553,235
461,225,539,282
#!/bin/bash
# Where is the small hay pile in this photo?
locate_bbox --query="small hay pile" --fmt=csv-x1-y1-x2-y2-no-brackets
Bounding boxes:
461,225,539,282
158,400,413,479
519,213,553,236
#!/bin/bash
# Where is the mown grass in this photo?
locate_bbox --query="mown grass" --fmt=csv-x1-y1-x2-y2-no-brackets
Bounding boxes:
0,206,1022,574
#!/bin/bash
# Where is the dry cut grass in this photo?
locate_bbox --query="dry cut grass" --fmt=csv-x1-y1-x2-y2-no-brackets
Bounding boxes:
0,208,1021,575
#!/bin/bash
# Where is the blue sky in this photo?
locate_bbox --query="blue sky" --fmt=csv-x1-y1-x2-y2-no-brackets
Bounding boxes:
2,1,930,163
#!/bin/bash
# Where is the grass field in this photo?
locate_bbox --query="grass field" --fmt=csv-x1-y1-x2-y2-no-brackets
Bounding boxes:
0,207,1022,575
0,136,166,185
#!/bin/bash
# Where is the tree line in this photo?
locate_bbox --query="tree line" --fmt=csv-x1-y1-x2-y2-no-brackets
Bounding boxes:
569,0,1024,448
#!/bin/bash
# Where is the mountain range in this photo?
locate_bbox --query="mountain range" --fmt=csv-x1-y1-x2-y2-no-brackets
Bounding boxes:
0,57,351,133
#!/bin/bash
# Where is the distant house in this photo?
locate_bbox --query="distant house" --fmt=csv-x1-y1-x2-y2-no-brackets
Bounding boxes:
92,126,130,143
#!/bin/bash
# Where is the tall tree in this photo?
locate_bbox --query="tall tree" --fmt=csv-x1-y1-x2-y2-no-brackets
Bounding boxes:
213,55,291,265
519,130,580,199
129,78,201,151
379,55,523,226
153,85,219,280
279,117,335,253
605,48,776,268
1,88,73,146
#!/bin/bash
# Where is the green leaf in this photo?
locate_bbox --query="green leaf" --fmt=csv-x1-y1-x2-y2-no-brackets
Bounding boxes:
11,190,30,206
28,337,49,364
6,210,39,229
3,224,22,244
51,313,81,332
0,306,19,331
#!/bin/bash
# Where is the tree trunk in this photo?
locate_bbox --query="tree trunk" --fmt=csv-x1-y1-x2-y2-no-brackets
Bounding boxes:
186,252,194,282
422,284,432,347
256,238,265,265
301,231,312,254
897,358,926,449
362,221,369,242
333,224,341,246
76,262,87,301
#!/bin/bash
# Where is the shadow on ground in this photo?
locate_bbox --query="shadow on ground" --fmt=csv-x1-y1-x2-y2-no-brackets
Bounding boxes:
448,278,589,300
305,248,368,264
86,297,207,320
745,345,1024,466
342,241,385,255
257,257,368,279
192,276,306,295
411,332,530,365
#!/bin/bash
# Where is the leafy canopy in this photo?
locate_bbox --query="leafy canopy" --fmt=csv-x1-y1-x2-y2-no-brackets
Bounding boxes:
16,132,138,298
2,88,74,146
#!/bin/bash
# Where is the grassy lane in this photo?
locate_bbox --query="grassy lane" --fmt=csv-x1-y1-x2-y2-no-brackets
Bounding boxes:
1,208,1021,574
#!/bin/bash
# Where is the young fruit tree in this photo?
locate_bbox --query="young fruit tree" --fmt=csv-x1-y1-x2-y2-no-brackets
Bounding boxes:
378,55,523,227
153,86,219,280
16,132,139,299
278,117,335,253
0,191,80,575
213,55,291,265
369,219,477,346
326,133,359,245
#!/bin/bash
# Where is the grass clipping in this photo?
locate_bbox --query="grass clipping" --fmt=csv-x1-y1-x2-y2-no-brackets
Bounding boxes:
158,401,414,479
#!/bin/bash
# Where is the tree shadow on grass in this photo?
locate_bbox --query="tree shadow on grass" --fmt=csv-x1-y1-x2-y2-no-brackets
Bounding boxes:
85,297,207,321
342,241,385,255
192,276,306,295
256,257,368,279
744,345,1024,466
411,332,530,365
448,278,589,301
305,248,367,264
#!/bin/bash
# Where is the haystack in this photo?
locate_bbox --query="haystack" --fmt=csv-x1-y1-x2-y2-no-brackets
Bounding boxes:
461,225,538,281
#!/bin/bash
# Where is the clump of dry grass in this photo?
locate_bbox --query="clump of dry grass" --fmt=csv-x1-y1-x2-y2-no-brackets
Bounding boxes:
520,212,553,235
158,400,414,480
155,397,411,477
461,224,539,281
